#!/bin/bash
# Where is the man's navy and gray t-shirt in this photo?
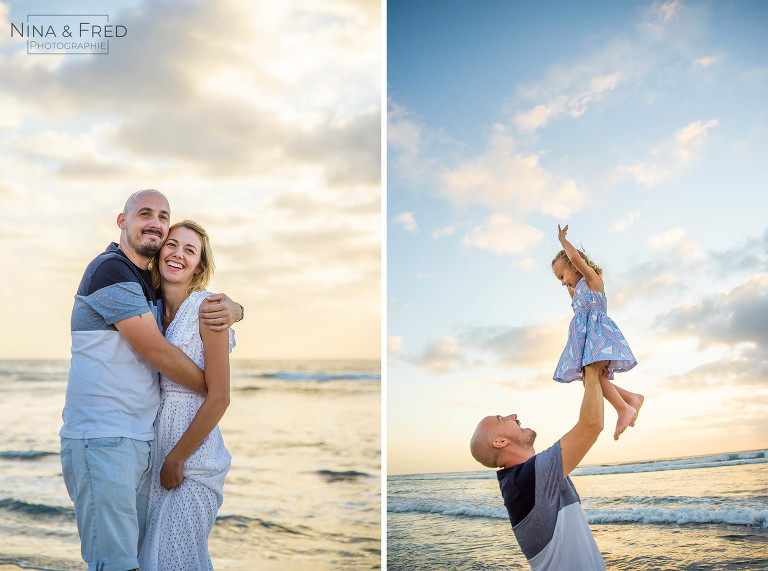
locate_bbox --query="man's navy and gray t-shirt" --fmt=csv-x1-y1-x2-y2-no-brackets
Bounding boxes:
497,441,606,570
60,243,162,442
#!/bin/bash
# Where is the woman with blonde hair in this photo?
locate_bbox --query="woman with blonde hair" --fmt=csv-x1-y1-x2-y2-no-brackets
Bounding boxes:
139,220,235,570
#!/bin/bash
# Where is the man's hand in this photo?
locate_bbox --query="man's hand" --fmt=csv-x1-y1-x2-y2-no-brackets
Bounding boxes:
199,293,242,331
160,453,184,490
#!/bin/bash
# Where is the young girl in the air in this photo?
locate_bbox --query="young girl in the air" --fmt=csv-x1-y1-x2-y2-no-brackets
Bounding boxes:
552,224,643,440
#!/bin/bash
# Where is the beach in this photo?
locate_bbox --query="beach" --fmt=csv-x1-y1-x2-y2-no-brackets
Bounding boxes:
388,452,768,570
0,359,381,570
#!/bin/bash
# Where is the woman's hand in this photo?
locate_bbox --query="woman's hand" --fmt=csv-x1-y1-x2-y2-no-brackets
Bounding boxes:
558,224,569,245
160,453,184,490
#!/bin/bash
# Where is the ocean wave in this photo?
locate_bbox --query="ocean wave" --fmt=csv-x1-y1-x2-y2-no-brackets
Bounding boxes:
232,385,263,392
389,471,493,482
393,450,768,481
215,514,307,535
587,506,768,528
387,501,768,528
0,451,58,461
316,470,373,482
573,450,767,476
256,372,381,382
0,498,73,520
387,501,507,520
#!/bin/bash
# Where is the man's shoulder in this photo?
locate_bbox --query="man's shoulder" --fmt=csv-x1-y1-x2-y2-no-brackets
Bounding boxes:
535,441,562,468
85,245,136,277
499,442,560,478
79,245,147,296
499,443,564,503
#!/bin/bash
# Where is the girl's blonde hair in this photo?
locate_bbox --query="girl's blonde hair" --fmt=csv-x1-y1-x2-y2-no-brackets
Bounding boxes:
551,249,602,277
150,220,215,296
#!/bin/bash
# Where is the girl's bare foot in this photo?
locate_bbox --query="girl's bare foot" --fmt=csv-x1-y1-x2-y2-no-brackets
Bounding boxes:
626,394,644,427
614,405,637,440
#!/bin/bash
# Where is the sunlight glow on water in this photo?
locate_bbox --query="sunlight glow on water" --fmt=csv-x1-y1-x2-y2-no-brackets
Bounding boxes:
0,360,381,571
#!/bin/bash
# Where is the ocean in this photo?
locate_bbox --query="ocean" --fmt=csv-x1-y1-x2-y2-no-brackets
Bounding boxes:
388,451,768,570
0,359,381,570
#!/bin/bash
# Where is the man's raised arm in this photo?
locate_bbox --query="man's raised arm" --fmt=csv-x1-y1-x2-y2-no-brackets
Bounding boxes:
559,362,606,477
115,313,207,395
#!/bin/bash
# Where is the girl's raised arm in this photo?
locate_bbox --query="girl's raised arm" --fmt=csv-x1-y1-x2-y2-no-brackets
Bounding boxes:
558,225,603,293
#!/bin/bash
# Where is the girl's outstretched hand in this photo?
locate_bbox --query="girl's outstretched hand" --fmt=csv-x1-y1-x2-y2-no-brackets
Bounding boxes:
558,224,569,244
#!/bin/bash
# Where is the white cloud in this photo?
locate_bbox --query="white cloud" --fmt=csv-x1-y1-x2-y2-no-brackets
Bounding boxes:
459,320,568,370
432,226,456,239
514,72,622,132
647,228,702,257
647,227,686,248
387,97,460,183
441,125,547,211
610,274,684,309
540,180,586,219
675,119,718,146
658,0,684,22
387,99,422,165
656,273,768,350
462,214,544,255
619,119,718,188
388,336,403,354
611,211,642,233
695,56,716,67
440,124,584,223
508,0,710,140
0,0,381,360
393,211,419,233
643,0,686,37
407,336,467,374
620,163,669,187
514,101,563,132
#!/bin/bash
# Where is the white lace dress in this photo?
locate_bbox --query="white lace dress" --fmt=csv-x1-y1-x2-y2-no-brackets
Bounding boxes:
138,291,235,571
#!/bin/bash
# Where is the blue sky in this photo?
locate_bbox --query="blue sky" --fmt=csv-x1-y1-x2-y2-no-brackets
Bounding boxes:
0,0,381,360
387,0,767,474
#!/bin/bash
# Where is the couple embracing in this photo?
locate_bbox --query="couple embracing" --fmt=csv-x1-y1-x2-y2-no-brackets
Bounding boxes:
60,189,243,570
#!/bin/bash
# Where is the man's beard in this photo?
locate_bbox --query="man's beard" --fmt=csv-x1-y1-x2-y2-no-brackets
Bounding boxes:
128,230,163,257
515,429,536,448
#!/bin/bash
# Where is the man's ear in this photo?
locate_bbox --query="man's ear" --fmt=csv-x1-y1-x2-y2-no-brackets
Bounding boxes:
492,437,507,449
117,212,126,230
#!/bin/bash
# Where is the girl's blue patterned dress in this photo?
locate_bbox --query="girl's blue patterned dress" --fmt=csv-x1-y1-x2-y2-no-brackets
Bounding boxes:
554,277,637,383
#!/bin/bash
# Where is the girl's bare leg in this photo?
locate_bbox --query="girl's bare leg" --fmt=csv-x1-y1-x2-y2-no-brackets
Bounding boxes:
612,384,644,427
598,374,637,440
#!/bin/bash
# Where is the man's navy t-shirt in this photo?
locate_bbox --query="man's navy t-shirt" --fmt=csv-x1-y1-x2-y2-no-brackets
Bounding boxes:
497,441,606,570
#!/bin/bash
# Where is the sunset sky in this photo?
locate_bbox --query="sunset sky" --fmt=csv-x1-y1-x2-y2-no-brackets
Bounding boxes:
388,0,767,474
1,0,766,476
0,0,381,360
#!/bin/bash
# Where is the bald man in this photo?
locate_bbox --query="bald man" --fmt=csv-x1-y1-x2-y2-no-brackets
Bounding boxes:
470,361,608,571
60,190,242,571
